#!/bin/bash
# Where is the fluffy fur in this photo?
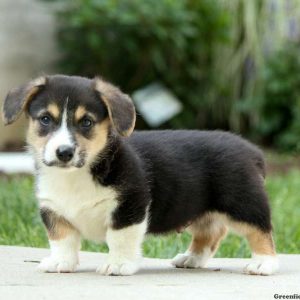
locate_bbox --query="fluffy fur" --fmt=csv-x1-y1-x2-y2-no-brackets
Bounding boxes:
2,74,279,276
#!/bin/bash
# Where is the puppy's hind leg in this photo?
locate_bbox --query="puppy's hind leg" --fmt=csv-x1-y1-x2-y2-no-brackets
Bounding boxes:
225,182,279,275
229,221,278,276
172,214,227,269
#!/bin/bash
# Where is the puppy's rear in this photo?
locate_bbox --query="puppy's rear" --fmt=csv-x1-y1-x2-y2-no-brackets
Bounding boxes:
128,130,277,275
129,130,269,229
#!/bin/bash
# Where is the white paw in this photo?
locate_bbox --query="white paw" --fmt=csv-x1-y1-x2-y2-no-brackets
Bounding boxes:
244,255,279,276
37,256,78,273
172,249,211,269
97,260,138,276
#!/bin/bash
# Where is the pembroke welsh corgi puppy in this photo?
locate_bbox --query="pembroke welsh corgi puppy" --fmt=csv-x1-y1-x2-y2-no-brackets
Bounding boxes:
2,75,278,276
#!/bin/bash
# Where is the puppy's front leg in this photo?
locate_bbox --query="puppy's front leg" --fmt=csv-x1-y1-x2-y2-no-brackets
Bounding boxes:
38,207,81,273
98,220,147,276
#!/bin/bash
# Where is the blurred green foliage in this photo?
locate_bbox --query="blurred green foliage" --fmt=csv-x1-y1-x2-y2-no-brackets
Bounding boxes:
254,43,300,151
1,168,300,257
57,0,230,129
53,0,300,150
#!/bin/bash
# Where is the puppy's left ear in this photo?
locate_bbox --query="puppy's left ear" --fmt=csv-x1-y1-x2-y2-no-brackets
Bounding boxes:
94,78,136,137
2,77,46,125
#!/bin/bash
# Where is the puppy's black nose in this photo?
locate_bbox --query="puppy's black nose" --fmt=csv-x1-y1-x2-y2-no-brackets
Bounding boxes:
56,145,74,163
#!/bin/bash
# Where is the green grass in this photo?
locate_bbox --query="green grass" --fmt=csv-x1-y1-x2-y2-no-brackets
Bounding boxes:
0,171,299,258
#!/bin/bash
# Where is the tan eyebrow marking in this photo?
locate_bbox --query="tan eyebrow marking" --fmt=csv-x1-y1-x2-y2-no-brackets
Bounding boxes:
75,106,97,122
47,103,60,119
75,106,87,122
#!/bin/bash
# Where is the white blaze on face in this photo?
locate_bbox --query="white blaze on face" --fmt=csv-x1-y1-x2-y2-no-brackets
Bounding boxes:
44,104,74,164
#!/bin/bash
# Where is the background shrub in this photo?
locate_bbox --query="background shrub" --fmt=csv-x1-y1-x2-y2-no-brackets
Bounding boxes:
53,0,300,151
56,0,230,129
252,43,300,151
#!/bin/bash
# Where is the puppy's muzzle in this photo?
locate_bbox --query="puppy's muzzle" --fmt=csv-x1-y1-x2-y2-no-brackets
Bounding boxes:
56,145,75,163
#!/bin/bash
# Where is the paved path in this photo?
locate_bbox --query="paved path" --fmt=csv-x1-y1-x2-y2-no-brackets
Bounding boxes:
0,246,299,300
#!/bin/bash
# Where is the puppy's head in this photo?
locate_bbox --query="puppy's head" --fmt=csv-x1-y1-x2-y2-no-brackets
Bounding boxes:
2,75,135,169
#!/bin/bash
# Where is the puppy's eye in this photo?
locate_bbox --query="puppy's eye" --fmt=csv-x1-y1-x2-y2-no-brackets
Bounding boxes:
39,115,52,126
80,117,93,128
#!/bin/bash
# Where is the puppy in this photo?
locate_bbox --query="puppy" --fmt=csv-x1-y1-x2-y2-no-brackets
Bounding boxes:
2,75,279,276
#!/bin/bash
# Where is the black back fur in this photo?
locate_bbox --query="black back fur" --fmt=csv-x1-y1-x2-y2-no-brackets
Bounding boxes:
91,130,271,234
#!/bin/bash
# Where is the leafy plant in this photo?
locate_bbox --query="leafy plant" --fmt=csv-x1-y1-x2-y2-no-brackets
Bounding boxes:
50,0,300,150
56,0,230,128
254,42,300,151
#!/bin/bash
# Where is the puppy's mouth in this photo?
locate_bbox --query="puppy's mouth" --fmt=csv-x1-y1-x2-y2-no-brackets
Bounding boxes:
42,159,85,169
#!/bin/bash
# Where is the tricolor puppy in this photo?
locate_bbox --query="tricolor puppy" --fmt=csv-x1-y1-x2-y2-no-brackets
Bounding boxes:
2,75,279,276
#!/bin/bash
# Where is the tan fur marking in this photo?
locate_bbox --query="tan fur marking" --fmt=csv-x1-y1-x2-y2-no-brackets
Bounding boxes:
26,119,48,152
47,104,60,119
190,235,213,253
49,219,74,240
74,106,87,122
94,79,119,101
188,213,228,254
76,118,110,163
186,212,276,257
247,230,275,256
122,108,136,137
22,77,46,110
210,226,228,252
32,76,46,87
19,77,46,112
230,222,276,256
44,211,75,240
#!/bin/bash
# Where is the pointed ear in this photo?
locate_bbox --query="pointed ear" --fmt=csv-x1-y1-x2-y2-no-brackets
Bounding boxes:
2,77,46,125
93,78,136,137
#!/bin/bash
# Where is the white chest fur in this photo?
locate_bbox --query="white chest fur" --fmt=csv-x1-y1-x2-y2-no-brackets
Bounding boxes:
36,165,118,242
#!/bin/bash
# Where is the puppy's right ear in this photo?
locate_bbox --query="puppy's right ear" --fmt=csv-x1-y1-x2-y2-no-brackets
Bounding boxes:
2,77,46,125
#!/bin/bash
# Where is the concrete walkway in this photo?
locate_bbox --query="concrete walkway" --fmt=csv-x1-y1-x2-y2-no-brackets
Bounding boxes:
0,246,299,300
